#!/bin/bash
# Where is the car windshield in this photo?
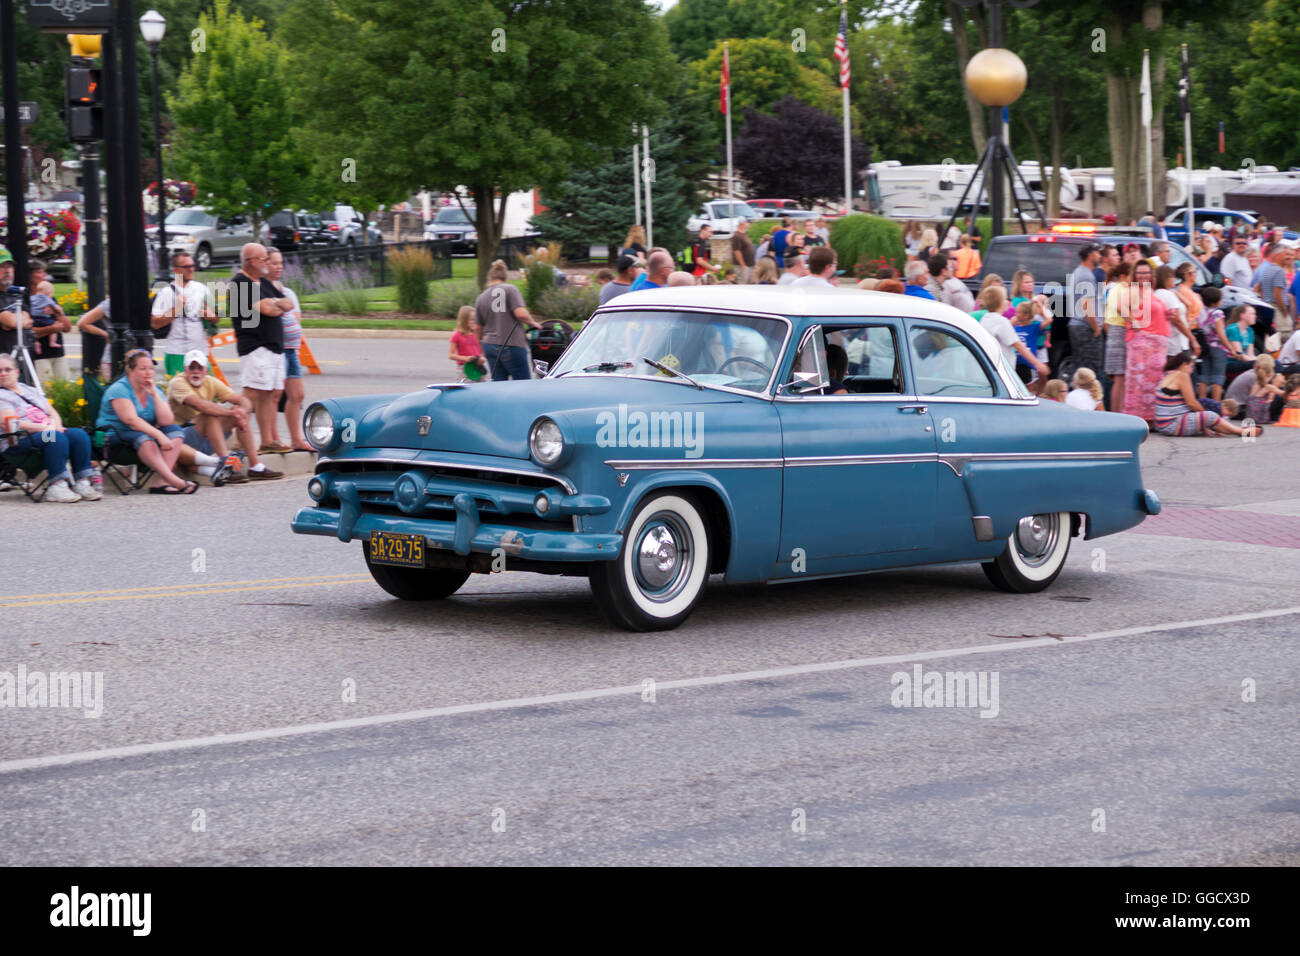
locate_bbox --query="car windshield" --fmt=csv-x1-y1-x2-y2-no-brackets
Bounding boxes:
166,209,214,227
709,201,758,219
550,309,787,393
435,207,473,225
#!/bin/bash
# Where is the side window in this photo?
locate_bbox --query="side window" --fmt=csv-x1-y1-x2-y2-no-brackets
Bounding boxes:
832,324,903,394
909,327,996,398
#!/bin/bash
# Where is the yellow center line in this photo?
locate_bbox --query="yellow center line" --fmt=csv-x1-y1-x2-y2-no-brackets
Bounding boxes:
4,573,367,601
1,578,371,609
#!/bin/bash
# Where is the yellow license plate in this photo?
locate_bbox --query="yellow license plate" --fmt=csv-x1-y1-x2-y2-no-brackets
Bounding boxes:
368,531,424,568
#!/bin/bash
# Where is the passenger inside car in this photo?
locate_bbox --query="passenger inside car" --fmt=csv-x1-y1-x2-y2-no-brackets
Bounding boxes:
825,344,848,395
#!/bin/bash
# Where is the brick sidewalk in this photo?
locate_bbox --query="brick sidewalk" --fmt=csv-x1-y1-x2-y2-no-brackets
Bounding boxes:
1126,507,1300,549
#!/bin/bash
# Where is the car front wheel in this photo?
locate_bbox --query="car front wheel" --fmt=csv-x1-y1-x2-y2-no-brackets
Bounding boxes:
363,545,470,600
589,492,711,631
981,511,1072,593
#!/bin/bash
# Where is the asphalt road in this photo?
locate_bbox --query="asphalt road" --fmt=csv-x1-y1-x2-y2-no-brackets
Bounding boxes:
2,334,1297,865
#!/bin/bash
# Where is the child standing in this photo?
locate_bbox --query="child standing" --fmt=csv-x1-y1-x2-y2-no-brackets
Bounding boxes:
449,305,485,380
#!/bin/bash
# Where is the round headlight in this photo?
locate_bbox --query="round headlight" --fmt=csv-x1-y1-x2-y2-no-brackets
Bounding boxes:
529,417,564,466
305,404,335,449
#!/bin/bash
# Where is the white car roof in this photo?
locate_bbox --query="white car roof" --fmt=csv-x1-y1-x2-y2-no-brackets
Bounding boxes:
600,285,1022,395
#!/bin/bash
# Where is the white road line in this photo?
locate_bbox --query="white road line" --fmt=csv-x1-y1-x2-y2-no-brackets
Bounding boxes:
2,604,1297,775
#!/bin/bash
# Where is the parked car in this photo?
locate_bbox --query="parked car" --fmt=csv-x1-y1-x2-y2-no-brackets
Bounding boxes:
1161,206,1299,247
686,200,761,236
967,229,1277,347
425,205,478,254
319,205,373,246
265,209,333,252
146,206,254,270
747,198,801,217
292,286,1158,631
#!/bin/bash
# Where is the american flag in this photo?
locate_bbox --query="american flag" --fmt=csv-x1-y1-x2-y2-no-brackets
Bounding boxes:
834,6,850,89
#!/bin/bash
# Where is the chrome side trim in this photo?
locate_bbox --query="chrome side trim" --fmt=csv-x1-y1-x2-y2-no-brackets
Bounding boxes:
938,450,1133,478
784,453,934,467
774,394,919,404
605,450,1134,474
971,516,995,541
919,396,1038,406
317,456,577,493
605,457,783,470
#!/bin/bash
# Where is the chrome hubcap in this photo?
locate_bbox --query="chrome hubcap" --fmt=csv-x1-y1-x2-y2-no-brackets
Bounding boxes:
1014,513,1059,567
633,514,692,602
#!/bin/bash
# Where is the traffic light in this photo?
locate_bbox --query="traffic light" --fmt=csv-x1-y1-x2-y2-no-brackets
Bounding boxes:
66,64,102,142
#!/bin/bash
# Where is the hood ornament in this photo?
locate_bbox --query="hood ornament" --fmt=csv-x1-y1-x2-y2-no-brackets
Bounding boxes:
416,415,432,436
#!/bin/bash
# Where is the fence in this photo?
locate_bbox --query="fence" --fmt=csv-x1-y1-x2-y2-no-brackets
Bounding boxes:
279,238,453,290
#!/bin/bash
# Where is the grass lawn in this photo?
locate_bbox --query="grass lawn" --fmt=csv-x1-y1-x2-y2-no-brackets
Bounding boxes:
50,257,500,322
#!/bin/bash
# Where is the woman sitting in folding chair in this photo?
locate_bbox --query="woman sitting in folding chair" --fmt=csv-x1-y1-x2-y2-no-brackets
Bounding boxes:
0,354,101,503
95,349,197,495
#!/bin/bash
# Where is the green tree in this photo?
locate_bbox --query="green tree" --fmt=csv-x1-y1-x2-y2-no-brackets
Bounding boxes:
166,0,315,233
688,37,841,137
664,0,807,63
1234,0,1300,168
281,0,676,286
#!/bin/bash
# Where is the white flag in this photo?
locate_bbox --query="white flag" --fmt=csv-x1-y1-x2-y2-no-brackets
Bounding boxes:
1140,49,1152,128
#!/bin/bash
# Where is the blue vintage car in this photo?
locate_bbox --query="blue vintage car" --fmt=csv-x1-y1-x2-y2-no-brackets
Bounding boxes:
292,287,1160,630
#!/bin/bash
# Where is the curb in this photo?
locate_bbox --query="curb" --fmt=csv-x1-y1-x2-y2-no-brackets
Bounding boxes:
301,328,451,339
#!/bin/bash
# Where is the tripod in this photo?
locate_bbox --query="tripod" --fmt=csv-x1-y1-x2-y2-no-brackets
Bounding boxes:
942,133,1049,242
2,287,40,389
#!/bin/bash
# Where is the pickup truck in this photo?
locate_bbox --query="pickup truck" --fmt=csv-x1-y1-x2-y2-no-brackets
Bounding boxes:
1161,207,1299,247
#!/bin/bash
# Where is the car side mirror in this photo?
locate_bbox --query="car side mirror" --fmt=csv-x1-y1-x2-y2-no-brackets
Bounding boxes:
1213,274,1224,288
778,376,826,397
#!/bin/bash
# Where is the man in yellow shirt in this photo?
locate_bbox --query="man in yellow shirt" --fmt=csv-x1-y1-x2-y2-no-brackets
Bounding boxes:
166,350,281,483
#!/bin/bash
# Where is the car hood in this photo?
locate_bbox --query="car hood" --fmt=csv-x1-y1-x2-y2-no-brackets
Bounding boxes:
361,377,745,459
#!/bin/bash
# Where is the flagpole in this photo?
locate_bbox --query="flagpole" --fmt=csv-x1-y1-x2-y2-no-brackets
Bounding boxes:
724,42,734,214
836,1,852,214
1141,48,1153,214
1182,43,1193,251
643,123,653,249
842,86,851,214
632,126,641,233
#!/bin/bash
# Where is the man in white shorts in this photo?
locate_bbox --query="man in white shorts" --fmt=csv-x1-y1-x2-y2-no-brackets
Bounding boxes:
228,242,294,453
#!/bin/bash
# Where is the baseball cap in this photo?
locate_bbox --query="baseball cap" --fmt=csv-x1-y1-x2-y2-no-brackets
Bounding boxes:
1201,220,1217,231
0,247,11,265
615,255,638,273
183,349,208,369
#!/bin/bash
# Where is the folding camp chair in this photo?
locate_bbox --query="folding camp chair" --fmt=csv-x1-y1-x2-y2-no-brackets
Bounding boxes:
81,376,154,494
0,429,52,501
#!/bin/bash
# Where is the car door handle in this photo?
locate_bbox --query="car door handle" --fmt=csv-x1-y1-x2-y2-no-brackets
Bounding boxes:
898,404,928,414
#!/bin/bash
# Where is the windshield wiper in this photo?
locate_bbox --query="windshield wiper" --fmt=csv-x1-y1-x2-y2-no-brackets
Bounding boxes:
555,361,634,378
640,356,702,389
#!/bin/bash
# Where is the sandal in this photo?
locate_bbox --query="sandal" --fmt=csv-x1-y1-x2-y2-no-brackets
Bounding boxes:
290,444,315,452
149,480,199,495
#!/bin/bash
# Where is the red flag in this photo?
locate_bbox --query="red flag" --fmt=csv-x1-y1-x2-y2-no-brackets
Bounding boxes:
719,46,729,114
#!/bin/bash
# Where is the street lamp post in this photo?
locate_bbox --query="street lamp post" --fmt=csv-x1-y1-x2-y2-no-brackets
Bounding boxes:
139,9,167,282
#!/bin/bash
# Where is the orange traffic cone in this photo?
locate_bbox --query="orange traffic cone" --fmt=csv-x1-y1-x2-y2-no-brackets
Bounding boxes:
1275,406,1300,428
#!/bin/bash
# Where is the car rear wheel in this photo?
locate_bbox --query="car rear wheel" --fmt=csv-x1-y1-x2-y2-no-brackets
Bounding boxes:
194,244,212,270
363,545,469,600
589,492,711,631
981,511,1071,593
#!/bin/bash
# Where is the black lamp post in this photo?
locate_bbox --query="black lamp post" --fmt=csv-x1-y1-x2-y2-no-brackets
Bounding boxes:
139,8,167,281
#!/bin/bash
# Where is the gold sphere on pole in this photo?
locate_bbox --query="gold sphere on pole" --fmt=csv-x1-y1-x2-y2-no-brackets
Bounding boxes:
965,48,1027,107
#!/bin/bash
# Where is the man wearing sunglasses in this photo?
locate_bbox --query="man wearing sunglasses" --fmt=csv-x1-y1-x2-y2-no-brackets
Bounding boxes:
152,252,217,376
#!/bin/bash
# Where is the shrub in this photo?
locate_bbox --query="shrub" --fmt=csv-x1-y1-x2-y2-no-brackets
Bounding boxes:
516,240,564,309
830,214,904,277
319,287,369,315
535,285,599,325
748,219,780,243
388,245,433,313
57,288,88,317
45,376,92,428
286,260,372,297
428,279,481,318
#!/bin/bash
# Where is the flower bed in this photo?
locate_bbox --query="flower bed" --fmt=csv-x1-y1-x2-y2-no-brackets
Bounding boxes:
142,180,198,217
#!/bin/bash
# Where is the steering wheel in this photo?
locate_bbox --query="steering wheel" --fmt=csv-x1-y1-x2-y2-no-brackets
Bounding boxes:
717,355,773,379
